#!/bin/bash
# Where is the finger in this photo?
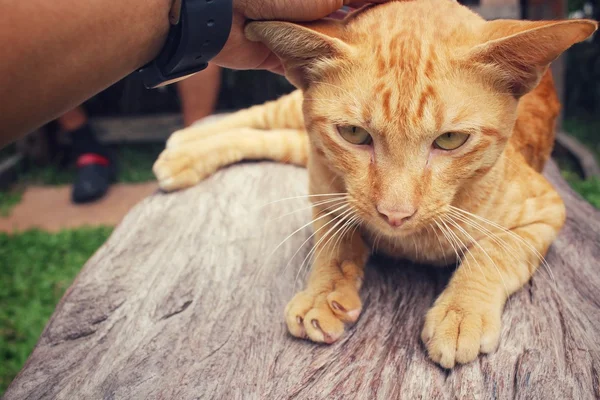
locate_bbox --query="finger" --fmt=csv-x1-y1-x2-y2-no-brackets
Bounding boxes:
254,52,283,72
267,65,286,76
328,10,349,19
242,0,344,22
330,2,390,19
345,0,392,6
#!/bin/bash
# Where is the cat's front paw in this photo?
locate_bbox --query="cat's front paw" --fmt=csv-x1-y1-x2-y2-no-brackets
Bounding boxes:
421,289,502,369
153,148,204,192
284,262,363,344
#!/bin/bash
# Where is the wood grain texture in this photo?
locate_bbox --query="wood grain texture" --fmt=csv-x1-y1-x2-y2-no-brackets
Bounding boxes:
4,161,600,400
92,114,182,144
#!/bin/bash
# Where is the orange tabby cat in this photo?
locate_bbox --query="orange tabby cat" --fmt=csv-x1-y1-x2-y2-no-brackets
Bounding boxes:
153,0,597,368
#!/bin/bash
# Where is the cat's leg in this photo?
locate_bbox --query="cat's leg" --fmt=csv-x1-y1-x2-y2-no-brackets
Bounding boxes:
285,206,370,343
154,128,308,191
421,189,566,368
165,90,304,148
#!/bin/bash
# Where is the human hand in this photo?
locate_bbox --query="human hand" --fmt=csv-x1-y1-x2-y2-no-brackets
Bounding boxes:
211,0,390,74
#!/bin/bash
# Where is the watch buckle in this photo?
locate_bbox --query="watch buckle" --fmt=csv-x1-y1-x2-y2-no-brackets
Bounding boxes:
169,0,183,24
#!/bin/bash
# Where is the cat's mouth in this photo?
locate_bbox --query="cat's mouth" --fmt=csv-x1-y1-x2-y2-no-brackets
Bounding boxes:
379,210,417,229
370,210,422,237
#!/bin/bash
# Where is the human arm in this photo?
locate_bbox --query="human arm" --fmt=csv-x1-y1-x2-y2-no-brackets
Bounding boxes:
0,0,386,147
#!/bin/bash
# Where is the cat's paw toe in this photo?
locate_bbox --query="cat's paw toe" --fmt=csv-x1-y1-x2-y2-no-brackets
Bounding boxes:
165,129,190,149
327,287,362,323
284,287,362,344
153,150,201,191
421,294,501,369
153,147,216,192
304,306,345,344
284,291,313,339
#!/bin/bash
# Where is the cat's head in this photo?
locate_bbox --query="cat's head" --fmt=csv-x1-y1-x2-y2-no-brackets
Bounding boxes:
246,0,596,236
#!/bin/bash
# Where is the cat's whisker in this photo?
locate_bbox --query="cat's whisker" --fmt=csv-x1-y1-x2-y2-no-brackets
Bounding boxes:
324,213,361,268
446,209,554,290
412,236,420,262
427,224,449,267
437,217,473,275
440,214,494,286
293,208,355,288
282,204,351,277
445,215,510,299
447,209,538,272
320,208,359,256
434,218,461,268
373,231,383,255
333,213,361,257
269,197,347,221
309,208,357,269
449,205,555,283
449,211,598,354
259,193,348,209
258,202,350,282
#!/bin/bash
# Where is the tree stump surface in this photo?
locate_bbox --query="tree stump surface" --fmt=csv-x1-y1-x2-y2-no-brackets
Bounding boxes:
4,161,600,400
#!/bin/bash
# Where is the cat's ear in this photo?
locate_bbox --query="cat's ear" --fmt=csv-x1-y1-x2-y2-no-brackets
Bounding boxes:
471,19,597,97
245,20,351,89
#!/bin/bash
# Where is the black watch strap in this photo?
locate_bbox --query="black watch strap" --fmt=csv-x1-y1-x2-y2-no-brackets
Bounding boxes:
139,0,233,89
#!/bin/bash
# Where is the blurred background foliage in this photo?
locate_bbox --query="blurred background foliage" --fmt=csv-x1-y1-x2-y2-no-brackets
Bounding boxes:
562,1,600,207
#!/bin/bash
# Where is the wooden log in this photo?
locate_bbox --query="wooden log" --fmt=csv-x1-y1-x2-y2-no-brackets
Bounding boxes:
91,114,233,144
0,154,23,190
555,131,600,179
91,114,183,144
4,161,600,400
471,4,520,20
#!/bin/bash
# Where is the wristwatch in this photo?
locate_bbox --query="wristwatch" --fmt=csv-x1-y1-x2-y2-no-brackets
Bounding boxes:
138,0,233,89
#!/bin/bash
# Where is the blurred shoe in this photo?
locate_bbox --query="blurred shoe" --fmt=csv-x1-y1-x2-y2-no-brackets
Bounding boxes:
70,124,117,204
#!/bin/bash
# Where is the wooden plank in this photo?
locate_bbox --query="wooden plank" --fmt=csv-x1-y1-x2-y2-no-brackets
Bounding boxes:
4,161,600,400
0,154,23,190
555,131,600,178
471,5,520,19
91,114,183,144
90,113,234,144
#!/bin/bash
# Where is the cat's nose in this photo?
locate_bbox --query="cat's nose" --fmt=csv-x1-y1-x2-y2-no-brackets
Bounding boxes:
377,205,417,228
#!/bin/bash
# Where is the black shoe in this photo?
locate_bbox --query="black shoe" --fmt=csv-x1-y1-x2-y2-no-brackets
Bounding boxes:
72,153,117,204
69,124,117,204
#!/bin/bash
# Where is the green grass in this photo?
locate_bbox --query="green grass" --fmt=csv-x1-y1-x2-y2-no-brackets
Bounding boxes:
0,227,113,395
0,190,22,217
562,171,600,208
21,144,163,185
0,144,162,217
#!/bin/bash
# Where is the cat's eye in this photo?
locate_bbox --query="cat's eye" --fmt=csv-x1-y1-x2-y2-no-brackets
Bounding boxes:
433,132,469,151
337,125,373,145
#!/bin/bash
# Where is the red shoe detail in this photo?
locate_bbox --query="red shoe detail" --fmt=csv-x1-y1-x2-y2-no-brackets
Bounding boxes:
76,153,110,168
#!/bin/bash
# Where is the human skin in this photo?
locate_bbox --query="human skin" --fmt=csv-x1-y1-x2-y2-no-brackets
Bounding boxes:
0,0,386,147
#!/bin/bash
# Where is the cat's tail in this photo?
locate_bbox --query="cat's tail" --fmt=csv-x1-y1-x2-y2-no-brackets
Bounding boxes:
153,91,309,192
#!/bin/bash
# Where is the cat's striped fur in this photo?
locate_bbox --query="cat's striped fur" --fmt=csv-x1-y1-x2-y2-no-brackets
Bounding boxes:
154,1,597,368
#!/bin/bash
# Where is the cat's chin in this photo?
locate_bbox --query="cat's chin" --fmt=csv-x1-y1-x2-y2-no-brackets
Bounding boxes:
368,221,422,238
